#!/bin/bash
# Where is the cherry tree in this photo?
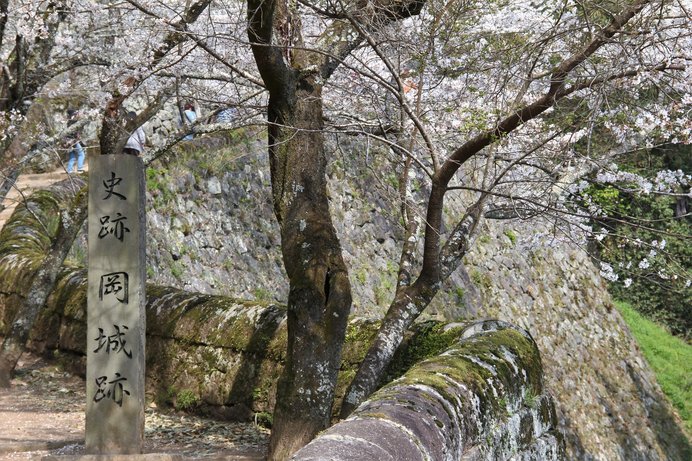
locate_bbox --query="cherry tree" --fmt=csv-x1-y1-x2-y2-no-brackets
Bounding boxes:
0,0,689,459
0,0,78,203
324,0,690,416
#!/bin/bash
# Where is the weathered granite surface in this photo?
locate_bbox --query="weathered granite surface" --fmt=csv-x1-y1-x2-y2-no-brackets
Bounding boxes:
292,321,565,461
463,229,691,460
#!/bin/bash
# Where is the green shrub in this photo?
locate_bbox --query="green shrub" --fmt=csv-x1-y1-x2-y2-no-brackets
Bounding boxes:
170,261,184,279
600,188,691,338
175,389,200,410
503,229,517,246
254,412,273,428
253,287,272,302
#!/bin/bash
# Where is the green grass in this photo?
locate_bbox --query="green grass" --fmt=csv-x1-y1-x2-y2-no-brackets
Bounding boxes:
615,300,691,434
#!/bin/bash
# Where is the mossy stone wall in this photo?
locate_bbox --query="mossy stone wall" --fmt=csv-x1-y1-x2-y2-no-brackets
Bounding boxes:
0,182,564,459
293,321,565,461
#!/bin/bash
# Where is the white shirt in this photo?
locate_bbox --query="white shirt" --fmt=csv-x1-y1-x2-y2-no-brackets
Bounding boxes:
125,127,146,153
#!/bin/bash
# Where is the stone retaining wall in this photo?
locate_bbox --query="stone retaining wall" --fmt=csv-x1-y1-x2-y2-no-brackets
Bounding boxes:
0,181,565,460
463,226,691,460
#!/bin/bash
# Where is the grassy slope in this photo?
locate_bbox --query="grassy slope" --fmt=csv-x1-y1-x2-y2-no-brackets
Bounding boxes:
615,300,691,435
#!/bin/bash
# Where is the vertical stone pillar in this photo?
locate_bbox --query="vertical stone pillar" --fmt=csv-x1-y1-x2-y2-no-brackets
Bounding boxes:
86,155,146,454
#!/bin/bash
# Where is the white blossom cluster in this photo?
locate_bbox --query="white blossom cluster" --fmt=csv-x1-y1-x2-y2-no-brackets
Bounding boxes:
592,166,691,196
595,169,655,194
595,236,681,288
599,262,619,282
468,0,558,37
0,109,25,142
654,170,690,193
4,0,51,45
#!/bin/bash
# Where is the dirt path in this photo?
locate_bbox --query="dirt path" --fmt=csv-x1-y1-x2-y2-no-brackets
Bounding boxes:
0,166,83,232
0,350,269,460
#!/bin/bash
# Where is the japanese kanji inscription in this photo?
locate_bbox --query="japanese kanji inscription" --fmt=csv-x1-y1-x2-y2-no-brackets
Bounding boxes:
86,155,146,454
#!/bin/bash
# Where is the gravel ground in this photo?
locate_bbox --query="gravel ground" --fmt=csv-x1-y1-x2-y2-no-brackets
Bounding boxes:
0,352,269,460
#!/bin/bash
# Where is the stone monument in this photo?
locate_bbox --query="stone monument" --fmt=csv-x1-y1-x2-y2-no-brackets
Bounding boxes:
86,154,146,454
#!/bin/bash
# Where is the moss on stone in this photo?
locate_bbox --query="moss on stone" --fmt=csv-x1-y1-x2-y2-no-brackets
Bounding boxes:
341,318,381,367
265,323,288,361
0,184,85,299
374,326,543,433
383,321,464,383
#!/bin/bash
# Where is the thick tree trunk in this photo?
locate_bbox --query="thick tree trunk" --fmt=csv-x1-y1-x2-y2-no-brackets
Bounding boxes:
0,182,87,387
245,0,428,455
266,77,352,460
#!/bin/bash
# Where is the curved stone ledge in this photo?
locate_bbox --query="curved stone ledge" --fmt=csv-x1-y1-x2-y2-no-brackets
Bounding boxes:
1,182,564,459
292,321,565,460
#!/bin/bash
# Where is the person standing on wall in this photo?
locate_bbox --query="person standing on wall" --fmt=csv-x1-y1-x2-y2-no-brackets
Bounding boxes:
182,102,197,140
123,111,146,156
64,109,86,173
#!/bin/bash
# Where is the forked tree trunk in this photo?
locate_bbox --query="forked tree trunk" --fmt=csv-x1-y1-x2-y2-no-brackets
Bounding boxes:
265,76,352,460
245,0,429,454
339,0,653,417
